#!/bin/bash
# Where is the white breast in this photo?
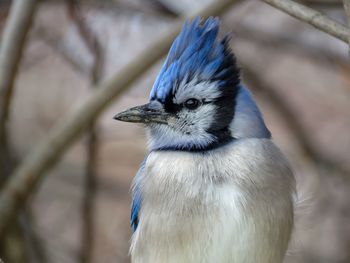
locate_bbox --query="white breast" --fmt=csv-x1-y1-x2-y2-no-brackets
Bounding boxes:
131,138,295,263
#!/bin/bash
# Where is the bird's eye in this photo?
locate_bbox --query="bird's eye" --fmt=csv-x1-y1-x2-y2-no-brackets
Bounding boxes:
184,98,201,110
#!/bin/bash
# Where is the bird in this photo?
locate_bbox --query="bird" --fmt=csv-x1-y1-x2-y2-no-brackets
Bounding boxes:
114,17,296,263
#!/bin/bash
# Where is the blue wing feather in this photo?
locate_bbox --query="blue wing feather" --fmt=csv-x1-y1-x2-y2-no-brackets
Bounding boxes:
131,158,146,232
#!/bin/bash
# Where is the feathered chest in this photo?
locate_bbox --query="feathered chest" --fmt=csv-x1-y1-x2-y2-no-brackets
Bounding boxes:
132,144,244,263
130,139,295,263
141,146,242,214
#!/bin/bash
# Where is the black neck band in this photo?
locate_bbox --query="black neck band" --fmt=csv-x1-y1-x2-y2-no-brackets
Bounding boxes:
153,128,234,153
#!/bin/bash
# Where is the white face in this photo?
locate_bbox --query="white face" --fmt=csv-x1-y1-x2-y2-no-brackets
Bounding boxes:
173,77,222,105
147,79,223,151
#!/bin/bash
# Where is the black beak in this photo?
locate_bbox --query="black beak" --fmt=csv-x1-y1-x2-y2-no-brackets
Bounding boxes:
113,102,171,124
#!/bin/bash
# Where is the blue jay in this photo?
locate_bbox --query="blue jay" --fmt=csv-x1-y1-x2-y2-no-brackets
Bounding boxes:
114,17,295,263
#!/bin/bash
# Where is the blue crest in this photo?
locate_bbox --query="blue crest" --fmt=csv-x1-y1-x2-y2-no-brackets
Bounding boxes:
150,17,239,102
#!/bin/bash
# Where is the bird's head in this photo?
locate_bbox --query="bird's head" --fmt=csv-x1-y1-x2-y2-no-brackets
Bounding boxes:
114,17,270,151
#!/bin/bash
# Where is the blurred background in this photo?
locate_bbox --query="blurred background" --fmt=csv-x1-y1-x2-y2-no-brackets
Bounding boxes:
0,0,350,262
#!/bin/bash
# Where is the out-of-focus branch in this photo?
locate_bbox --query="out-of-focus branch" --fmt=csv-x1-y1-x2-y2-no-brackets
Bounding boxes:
344,0,350,16
0,5,10,32
20,209,48,263
34,24,89,74
0,0,38,139
261,0,350,43
343,0,350,51
67,0,103,80
0,0,243,242
233,25,349,66
0,0,38,187
146,0,179,16
66,1,104,263
0,1,39,261
78,0,178,17
300,0,343,8
243,65,350,177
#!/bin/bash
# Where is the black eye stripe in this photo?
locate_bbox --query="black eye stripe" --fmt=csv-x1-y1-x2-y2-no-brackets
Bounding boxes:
164,95,213,113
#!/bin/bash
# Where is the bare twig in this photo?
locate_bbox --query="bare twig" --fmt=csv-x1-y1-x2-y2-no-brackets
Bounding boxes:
301,0,343,8
261,0,350,43
146,0,179,16
233,25,349,65
34,24,89,74
66,0,103,76
0,0,38,138
81,0,178,18
0,0,38,186
0,0,243,242
66,1,104,263
343,0,350,51
0,1,40,261
1,222,28,262
343,0,350,18
80,127,98,263
19,209,48,263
